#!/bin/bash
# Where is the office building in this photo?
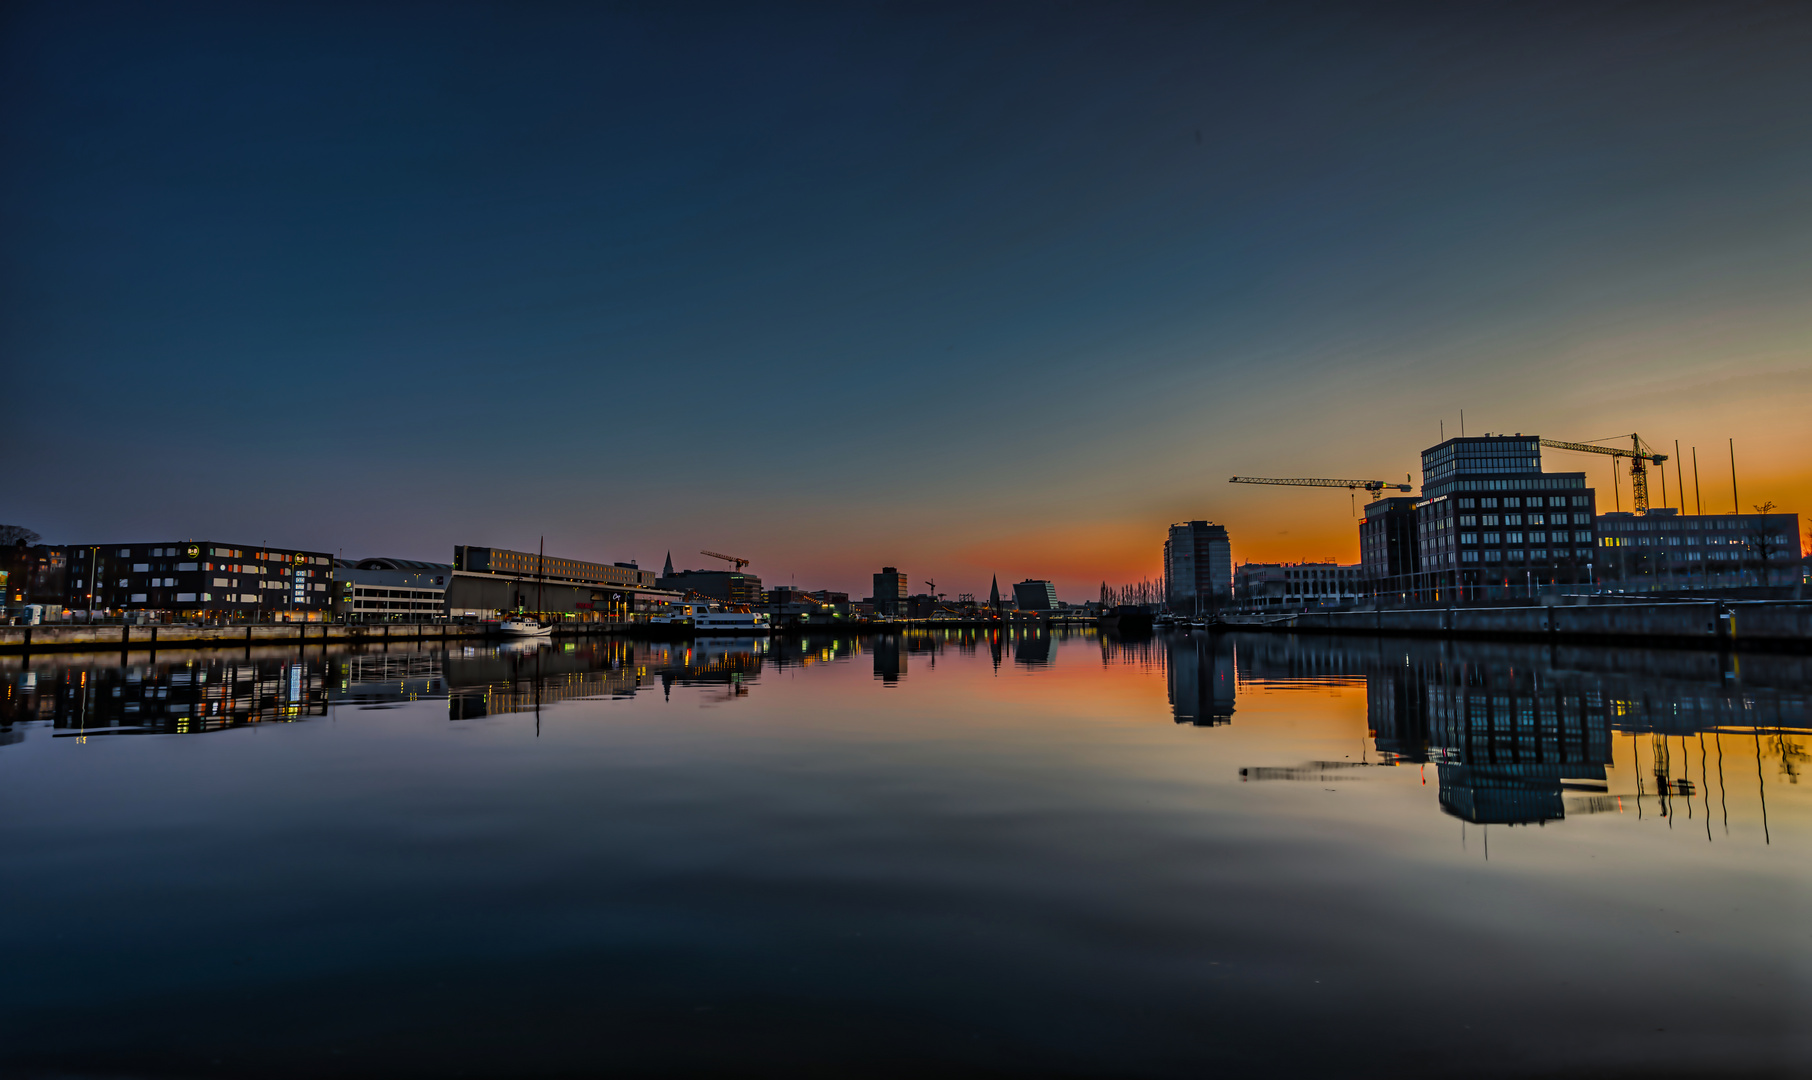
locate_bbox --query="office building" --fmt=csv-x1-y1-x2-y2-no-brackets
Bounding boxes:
59,542,334,620
872,567,908,616
335,558,451,622
1236,563,1361,608
1413,436,1597,602
452,545,661,621
1596,509,1803,588
1164,521,1232,614
1012,579,1058,611
656,568,763,606
1359,496,1421,601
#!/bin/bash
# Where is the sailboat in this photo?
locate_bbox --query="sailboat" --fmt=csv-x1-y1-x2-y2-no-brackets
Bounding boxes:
501,536,554,637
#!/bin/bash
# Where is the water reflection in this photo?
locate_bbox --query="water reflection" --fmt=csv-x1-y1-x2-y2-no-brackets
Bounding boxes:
1109,632,1810,831
1165,633,1236,726
5,631,1804,835
1,628,1807,1078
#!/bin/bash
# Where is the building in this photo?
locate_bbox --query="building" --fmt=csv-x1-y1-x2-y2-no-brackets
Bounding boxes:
1164,521,1232,614
451,545,661,621
871,567,908,616
1413,436,1597,602
1012,579,1058,611
1596,509,1803,589
1235,563,1362,609
1359,496,1421,601
57,542,334,620
334,558,451,622
3,545,68,611
656,568,763,606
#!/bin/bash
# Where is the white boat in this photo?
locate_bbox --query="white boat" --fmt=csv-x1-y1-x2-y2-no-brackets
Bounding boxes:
499,617,552,637
692,611,770,634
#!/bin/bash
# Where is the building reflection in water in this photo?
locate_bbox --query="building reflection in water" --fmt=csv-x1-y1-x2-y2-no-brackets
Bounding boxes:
1209,634,1810,828
1165,633,1236,727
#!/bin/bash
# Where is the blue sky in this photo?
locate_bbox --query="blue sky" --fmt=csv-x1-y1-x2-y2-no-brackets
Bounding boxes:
5,2,1809,598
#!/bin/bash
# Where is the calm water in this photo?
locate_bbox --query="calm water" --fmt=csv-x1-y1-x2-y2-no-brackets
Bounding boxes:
2,630,1807,1078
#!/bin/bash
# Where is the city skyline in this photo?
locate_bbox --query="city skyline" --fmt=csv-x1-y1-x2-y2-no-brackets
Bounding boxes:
5,3,1810,601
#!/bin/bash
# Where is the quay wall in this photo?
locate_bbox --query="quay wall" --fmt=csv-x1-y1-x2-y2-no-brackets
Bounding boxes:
1219,600,1812,648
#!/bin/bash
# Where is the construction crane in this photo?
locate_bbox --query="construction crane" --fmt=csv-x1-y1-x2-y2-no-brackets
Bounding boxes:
1229,476,1413,493
700,549,751,572
1538,435,1667,513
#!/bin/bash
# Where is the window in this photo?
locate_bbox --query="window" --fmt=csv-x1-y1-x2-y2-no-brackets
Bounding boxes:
1530,531,1546,543
1573,513,1590,525
1458,498,1477,509
1531,549,1547,561
1508,550,1525,562
1462,551,1479,563
1506,514,1522,525
1483,533,1501,544
1505,497,1521,508
1484,550,1502,563
132,563,149,572
1572,496,1590,506
1507,532,1524,544
1459,515,1477,527
130,593,146,602
1482,498,1499,508
1483,515,1500,526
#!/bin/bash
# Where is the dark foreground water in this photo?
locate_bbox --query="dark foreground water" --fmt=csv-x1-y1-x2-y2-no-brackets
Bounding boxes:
2,630,1807,1079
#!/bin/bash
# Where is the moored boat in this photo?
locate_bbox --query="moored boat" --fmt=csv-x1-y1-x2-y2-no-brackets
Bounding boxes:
499,617,552,637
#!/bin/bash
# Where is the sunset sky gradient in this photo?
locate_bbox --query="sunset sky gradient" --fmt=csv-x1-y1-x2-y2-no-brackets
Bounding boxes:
4,2,1809,599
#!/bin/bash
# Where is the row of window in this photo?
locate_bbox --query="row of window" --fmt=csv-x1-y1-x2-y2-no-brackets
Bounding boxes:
1458,548,1594,564
1455,512,1592,527
1455,495,1589,509
1458,531,1592,545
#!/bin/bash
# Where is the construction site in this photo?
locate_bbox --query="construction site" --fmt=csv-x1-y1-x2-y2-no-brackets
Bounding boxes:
1212,431,1806,613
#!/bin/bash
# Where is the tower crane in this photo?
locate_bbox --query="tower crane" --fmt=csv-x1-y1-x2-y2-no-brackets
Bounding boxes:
1229,475,1415,516
1538,435,1667,513
1229,477,1413,493
700,549,751,572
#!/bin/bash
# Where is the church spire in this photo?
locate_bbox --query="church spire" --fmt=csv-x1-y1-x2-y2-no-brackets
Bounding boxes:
989,574,1000,611
662,551,674,576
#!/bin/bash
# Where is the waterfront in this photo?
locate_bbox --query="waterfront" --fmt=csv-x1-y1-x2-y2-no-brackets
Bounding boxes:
2,630,1807,1078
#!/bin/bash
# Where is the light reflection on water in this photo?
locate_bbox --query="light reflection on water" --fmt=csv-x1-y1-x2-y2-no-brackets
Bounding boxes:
0,629,1807,1077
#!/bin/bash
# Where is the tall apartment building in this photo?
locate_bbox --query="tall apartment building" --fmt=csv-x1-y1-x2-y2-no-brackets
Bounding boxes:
1164,521,1232,614
1413,436,1597,602
872,567,908,616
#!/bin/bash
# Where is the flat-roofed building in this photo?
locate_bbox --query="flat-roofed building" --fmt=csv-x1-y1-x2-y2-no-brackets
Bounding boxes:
1164,521,1231,614
1413,436,1597,602
871,567,908,616
61,542,334,621
1596,509,1803,589
450,546,659,621
657,568,763,606
1360,496,1421,603
334,558,450,622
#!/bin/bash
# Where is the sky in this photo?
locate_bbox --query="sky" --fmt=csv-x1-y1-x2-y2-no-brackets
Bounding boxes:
4,1,1810,601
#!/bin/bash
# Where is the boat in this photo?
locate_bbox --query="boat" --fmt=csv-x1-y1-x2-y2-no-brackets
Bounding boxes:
499,617,551,637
